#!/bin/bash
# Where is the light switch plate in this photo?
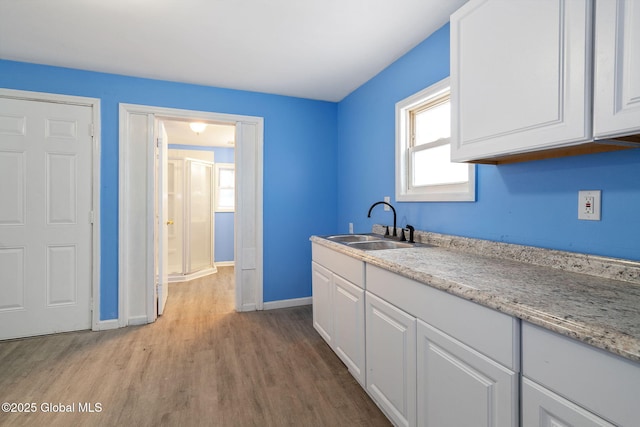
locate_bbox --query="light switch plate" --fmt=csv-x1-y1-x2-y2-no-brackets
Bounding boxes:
578,190,601,221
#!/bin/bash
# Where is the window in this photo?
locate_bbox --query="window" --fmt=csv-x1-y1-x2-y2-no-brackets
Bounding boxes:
396,77,475,202
214,163,235,212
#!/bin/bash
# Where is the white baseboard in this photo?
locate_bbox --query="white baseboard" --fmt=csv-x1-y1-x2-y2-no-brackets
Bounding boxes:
237,303,257,312
128,315,149,326
93,319,121,331
215,261,235,267
169,267,218,283
263,297,312,310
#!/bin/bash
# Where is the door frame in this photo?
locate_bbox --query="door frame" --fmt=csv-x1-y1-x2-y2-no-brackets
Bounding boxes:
118,104,264,325
0,88,102,331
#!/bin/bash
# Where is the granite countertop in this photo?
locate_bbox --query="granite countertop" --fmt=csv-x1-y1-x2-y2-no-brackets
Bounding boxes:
310,229,640,363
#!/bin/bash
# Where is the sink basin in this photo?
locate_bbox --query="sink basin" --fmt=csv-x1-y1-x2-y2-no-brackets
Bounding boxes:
347,240,415,250
326,234,383,243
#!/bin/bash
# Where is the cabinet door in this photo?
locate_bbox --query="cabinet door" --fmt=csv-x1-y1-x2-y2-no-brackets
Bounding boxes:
311,262,333,345
522,378,615,427
451,0,592,162
366,292,416,427
593,0,640,138
416,320,518,427
333,275,365,386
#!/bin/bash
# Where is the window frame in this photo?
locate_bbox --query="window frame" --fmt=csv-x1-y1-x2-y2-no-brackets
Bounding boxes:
214,162,235,212
395,77,476,202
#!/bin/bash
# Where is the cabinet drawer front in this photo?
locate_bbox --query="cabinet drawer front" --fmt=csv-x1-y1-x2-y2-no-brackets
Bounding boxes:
367,264,519,370
522,322,640,427
312,243,364,288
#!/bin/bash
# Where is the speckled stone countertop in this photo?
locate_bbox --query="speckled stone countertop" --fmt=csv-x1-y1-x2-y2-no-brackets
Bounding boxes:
310,226,640,363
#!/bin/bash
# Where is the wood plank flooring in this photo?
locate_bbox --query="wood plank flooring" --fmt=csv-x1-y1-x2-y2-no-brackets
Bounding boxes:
0,267,390,426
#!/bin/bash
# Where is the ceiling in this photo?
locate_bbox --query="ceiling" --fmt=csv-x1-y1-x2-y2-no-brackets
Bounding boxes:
162,119,236,148
0,0,467,102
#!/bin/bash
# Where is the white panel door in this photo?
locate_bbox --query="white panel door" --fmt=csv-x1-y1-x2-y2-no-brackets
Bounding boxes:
0,97,93,339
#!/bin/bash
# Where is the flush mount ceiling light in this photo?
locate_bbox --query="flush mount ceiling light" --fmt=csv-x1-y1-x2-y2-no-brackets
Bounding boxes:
189,122,207,134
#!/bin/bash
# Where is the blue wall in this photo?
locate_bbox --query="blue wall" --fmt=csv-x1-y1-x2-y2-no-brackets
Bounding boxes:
3,20,639,323
211,146,235,263
0,60,338,319
337,24,640,261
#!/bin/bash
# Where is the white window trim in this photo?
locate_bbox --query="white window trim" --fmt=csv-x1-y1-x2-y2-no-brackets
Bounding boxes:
214,162,235,212
395,77,476,202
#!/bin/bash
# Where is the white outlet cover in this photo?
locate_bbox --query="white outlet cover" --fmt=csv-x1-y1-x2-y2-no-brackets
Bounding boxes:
578,190,601,221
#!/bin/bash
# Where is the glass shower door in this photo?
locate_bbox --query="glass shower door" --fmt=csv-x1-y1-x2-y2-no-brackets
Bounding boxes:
167,159,183,275
188,160,213,273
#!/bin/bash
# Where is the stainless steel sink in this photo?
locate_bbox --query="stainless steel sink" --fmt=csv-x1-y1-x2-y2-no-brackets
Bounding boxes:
326,234,383,243
323,233,430,250
347,240,415,250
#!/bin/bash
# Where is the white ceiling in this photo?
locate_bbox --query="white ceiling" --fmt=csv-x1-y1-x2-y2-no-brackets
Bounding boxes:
0,0,467,102
162,119,236,148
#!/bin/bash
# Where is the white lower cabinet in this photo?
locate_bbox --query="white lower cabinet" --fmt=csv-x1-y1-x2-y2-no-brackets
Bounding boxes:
311,262,333,345
311,243,366,385
312,244,639,427
417,319,518,427
522,322,640,427
365,292,417,427
522,378,614,427
333,275,365,385
365,264,519,427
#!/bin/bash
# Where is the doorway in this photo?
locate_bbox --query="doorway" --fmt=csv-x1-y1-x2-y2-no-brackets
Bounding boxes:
162,118,237,283
119,104,263,326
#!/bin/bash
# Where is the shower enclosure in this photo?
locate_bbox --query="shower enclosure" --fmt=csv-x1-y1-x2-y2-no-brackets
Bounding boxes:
167,157,216,282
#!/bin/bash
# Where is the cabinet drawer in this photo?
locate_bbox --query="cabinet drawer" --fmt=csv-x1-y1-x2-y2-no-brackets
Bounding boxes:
522,322,640,427
366,264,519,370
312,243,364,288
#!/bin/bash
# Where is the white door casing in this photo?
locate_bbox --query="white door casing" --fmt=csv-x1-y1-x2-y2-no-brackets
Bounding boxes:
119,104,263,325
235,120,263,311
0,89,101,338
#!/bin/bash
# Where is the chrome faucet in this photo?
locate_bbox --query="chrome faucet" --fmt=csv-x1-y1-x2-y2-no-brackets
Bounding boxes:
367,201,397,237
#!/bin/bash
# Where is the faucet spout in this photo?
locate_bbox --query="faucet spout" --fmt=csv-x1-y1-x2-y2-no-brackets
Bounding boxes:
367,201,397,237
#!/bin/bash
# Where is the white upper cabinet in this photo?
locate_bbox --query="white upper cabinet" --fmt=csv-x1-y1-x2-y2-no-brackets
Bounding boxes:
593,0,640,139
451,0,640,164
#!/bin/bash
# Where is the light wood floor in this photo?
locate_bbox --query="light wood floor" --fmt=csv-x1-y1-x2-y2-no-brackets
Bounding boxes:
0,267,390,427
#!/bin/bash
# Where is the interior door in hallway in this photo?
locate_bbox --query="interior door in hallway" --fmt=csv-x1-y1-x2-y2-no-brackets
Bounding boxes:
0,97,93,339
